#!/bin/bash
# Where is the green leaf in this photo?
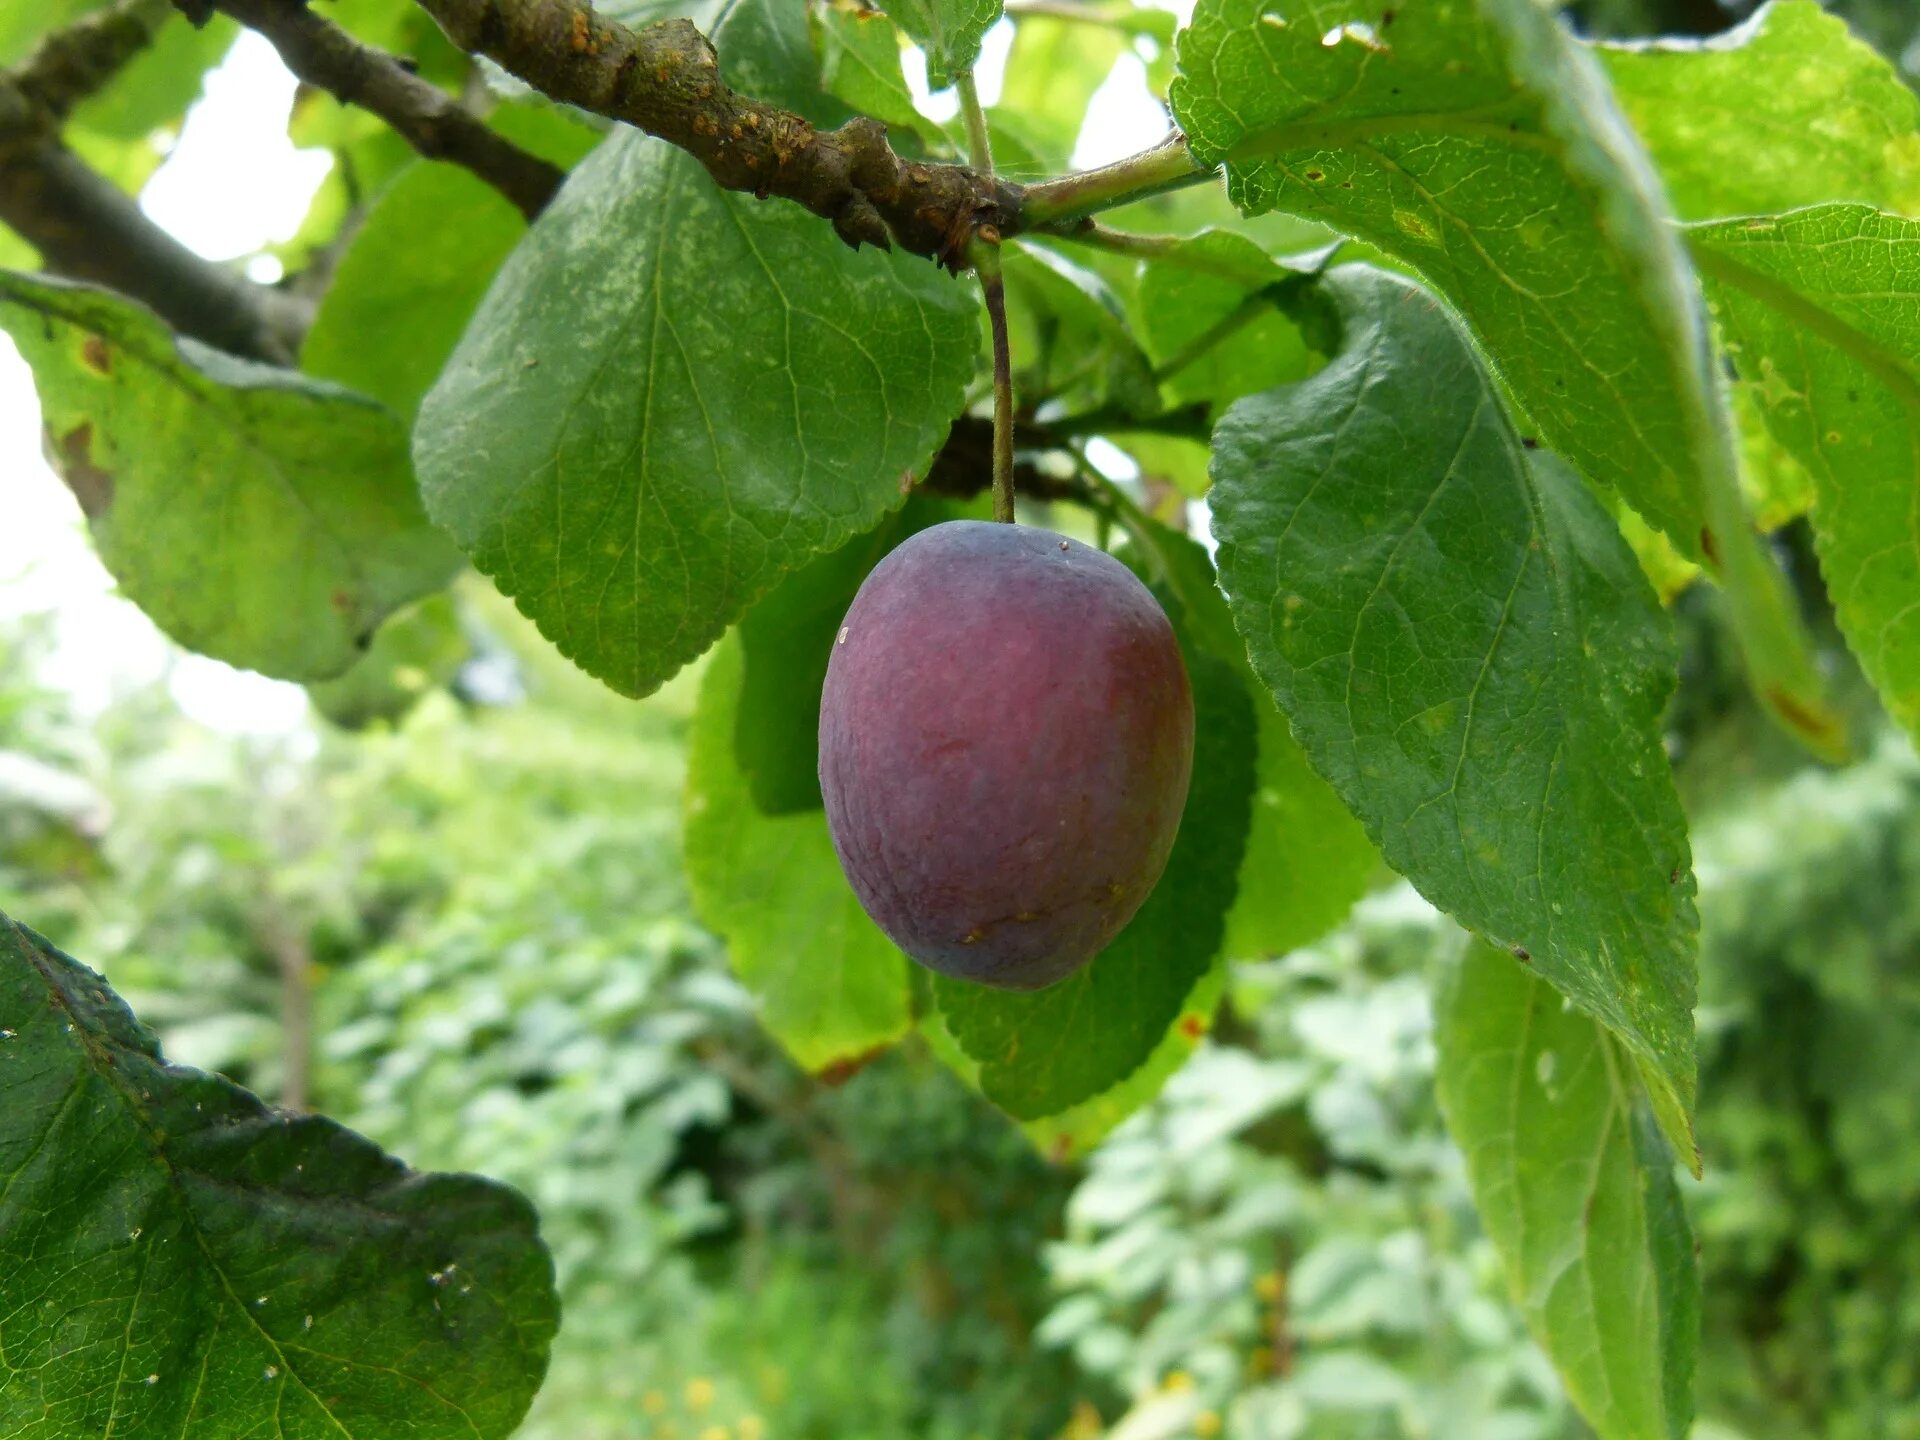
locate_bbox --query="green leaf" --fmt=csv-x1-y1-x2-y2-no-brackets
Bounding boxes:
884,0,1003,89
608,0,847,122
1690,204,1920,739
686,634,913,1071
810,0,927,139
924,950,1227,1161
1004,240,1158,416
1134,230,1322,414
309,593,470,730
0,0,104,67
1209,264,1701,1168
1118,512,1376,961
1435,941,1699,1440
933,588,1256,1120
68,15,237,141
0,913,557,1438
487,99,604,170
0,272,461,682
1225,693,1377,960
303,161,527,420
0,229,35,273
414,134,977,699
1599,1,1920,221
1169,0,1841,758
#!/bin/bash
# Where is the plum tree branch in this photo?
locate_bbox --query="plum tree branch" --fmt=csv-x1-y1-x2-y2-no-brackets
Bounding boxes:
194,0,566,219
408,0,1018,264
404,0,1212,266
16,0,175,120
0,3,308,362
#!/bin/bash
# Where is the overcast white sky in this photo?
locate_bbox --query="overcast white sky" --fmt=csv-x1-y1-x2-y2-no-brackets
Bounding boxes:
0,18,1169,732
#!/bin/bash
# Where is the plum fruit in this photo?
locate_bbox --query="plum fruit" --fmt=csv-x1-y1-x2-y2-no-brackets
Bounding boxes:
818,520,1195,990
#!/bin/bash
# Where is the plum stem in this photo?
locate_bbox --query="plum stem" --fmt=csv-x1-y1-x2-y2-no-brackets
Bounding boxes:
958,70,1017,524
980,255,1017,523
956,71,995,179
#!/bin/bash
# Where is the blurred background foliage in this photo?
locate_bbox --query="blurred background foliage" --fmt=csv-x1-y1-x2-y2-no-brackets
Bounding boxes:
6,537,1920,1438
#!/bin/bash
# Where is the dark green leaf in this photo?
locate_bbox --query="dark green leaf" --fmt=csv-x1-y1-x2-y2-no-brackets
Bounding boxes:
303,161,527,419
413,134,977,699
685,635,913,1070
1690,204,1920,739
924,950,1228,1161
1599,1,1920,221
0,272,460,682
1435,941,1699,1440
1169,0,1839,756
0,913,557,1438
934,600,1255,1120
1116,514,1376,960
1209,264,1701,1167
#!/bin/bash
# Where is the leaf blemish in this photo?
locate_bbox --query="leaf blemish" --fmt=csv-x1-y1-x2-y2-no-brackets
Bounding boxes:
47,422,113,519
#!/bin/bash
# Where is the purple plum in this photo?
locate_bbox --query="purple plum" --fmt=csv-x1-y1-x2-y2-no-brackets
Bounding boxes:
819,520,1195,990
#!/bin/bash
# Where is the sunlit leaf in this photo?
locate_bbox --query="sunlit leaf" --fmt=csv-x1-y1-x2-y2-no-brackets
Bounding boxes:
1599,0,1920,221
0,272,460,682
1691,204,1920,739
304,161,527,419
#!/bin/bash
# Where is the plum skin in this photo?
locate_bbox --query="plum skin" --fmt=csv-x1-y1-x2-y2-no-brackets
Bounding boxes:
818,519,1195,990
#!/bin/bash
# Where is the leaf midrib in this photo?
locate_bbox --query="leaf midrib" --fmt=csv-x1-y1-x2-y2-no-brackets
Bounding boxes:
1689,232,1920,411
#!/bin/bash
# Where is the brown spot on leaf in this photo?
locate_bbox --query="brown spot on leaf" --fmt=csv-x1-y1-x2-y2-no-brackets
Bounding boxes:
81,335,111,375
817,1045,888,1087
1699,527,1720,565
1179,1014,1206,1040
330,588,354,613
47,422,113,518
